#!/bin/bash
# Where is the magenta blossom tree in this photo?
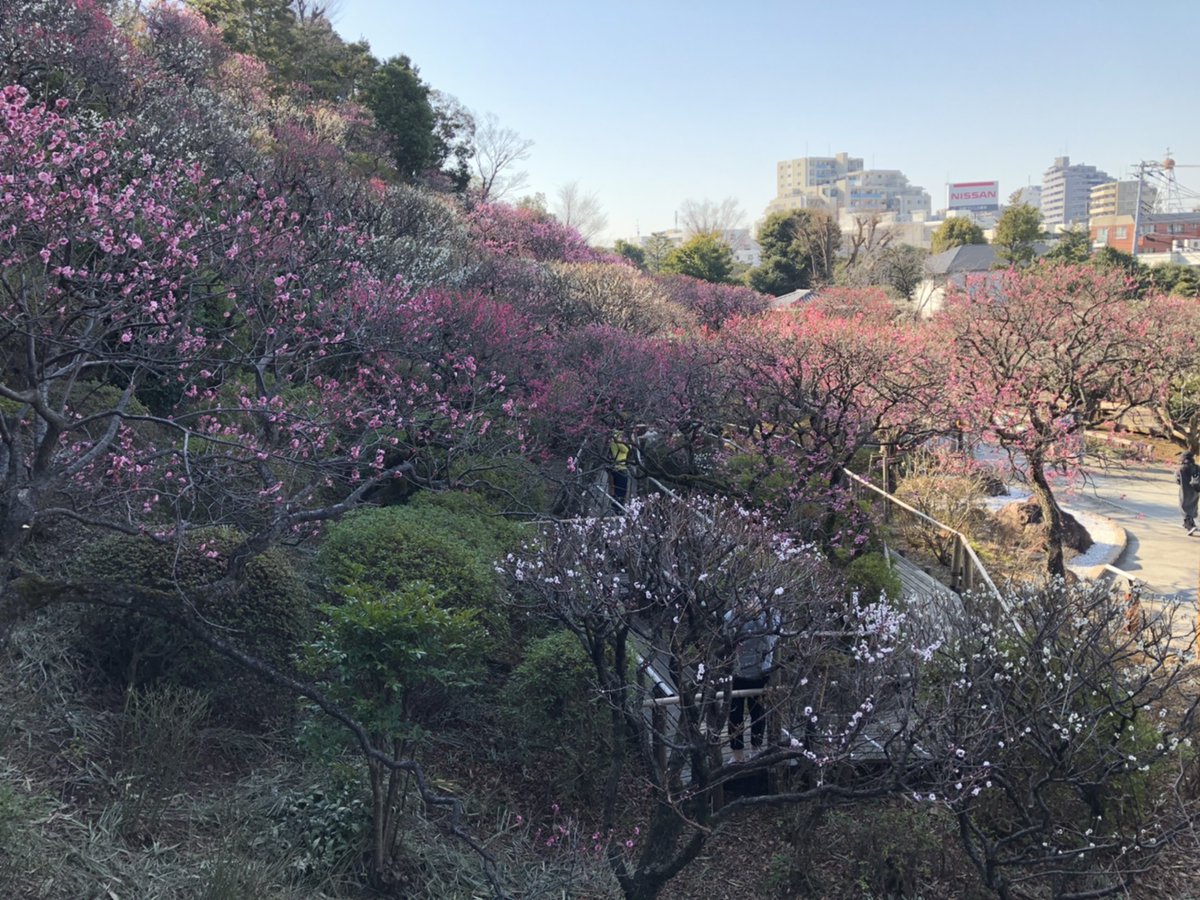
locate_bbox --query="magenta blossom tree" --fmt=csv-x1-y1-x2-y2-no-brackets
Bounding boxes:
656,273,770,331
466,201,609,265
526,326,723,511
715,288,942,536
0,82,517,607
0,81,520,892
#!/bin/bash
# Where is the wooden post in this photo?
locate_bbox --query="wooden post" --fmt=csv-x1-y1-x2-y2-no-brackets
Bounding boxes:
651,703,667,774
881,444,892,523
766,676,782,794
711,742,725,811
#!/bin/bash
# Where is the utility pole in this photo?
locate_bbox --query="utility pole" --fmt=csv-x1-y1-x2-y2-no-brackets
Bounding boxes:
1131,161,1146,258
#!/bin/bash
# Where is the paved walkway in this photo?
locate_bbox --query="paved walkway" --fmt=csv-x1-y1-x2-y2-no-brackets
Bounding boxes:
975,444,1196,599
1068,459,1198,603
978,453,1197,644
1005,459,1199,649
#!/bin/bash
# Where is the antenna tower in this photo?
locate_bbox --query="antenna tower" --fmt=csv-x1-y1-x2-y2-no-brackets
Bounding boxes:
1129,151,1200,256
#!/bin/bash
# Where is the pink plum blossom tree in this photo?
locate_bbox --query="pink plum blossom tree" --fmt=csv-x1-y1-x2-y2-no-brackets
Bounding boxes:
0,80,526,894
935,265,1200,577
715,288,943,538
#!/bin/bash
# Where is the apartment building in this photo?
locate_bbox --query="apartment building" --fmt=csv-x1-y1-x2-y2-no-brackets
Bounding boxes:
1088,179,1156,218
775,152,863,198
1041,156,1112,228
767,153,930,220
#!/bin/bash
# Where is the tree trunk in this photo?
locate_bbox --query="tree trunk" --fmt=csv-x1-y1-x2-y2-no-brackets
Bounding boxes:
381,737,406,865
368,758,389,889
614,793,709,900
1028,457,1066,579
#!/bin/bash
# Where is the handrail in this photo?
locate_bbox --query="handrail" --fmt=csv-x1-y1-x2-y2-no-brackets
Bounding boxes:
1100,563,1139,584
643,686,777,708
841,468,1003,602
841,467,1025,637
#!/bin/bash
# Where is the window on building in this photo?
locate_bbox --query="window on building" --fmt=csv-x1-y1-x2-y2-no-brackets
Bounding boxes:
1097,228,1108,242
1115,227,1127,239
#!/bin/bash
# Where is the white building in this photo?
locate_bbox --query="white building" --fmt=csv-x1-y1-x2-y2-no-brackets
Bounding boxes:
634,227,760,266
775,152,863,199
1013,185,1042,209
1041,156,1111,228
767,152,931,220
1088,180,1156,219
722,228,761,266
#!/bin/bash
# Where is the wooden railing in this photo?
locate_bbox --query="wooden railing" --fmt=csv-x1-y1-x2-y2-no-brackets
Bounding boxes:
841,467,1024,637
842,468,1002,599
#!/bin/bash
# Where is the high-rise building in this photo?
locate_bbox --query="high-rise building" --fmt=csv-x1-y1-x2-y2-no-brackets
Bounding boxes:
1013,185,1042,210
1041,156,1112,228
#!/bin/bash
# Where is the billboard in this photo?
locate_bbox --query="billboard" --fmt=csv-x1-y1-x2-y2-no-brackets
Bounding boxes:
948,181,1000,212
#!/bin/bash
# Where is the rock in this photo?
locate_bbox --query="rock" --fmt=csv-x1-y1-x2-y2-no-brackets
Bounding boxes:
980,472,1008,497
994,499,1093,555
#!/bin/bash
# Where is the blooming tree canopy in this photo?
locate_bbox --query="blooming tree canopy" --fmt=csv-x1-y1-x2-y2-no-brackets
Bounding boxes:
936,264,1200,576
0,84,515,603
500,492,926,900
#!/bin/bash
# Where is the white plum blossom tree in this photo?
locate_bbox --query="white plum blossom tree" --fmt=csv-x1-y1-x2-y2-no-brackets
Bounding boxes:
501,492,932,900
908,579,1200,900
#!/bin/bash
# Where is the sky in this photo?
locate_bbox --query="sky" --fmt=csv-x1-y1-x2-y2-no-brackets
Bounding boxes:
331,0,1200,245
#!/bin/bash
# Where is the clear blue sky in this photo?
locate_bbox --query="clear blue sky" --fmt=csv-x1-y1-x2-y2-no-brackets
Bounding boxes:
332,0,1200,244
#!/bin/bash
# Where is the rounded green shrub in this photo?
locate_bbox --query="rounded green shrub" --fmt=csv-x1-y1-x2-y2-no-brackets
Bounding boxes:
404,490,523,569
316,492,521,659
499,630,610,803
845,551,902,604
74,528,312,727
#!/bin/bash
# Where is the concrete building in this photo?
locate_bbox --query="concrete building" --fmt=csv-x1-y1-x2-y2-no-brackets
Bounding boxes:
1138,247,1200,268
722,228,761,266
634,227,760,266
836,210,937,250
767,152,930,220
1089,180,1156,219
1013,185,1042,210
835,170,931,217
1041,156,1112,228
776,152,863,199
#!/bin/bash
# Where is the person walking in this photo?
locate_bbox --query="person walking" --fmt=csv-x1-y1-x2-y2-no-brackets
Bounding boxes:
1176,450,1200,535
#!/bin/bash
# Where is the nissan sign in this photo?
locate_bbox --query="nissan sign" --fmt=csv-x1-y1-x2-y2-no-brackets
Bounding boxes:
948,181,999,211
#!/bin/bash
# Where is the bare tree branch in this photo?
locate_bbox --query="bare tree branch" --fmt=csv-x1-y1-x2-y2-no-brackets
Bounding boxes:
553,181,608,242
678,197,744,238
471,112,532,203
